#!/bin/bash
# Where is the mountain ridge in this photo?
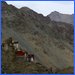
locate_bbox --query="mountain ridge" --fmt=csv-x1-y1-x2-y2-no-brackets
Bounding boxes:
2,1,74,72
47,11,74,25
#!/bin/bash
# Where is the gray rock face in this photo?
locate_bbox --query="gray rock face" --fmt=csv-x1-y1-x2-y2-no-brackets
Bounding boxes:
2,2,74,69
48,11,74,25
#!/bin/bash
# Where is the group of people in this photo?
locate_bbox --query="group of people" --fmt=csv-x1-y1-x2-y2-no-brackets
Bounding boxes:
2,37,35,62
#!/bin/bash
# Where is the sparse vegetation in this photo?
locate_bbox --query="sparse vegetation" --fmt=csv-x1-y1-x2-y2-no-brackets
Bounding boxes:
2,1,73,74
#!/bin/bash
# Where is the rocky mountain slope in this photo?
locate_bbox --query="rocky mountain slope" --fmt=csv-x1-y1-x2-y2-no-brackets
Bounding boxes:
48,11,74,25
2,40,52,74
2,1,74,73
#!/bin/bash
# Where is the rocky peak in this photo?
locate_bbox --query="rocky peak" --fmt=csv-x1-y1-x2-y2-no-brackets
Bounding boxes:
48,11,74,25
20,7,32,11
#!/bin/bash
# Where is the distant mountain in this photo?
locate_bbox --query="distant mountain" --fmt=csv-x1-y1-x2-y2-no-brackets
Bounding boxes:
48,11,74,25
2,1,74,73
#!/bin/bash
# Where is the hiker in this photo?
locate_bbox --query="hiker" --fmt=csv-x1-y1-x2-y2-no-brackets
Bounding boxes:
13,42,19,50
50,67,53,73
27,54,34,62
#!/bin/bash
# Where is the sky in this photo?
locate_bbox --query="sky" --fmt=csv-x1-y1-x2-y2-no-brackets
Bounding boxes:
6,1,74,16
